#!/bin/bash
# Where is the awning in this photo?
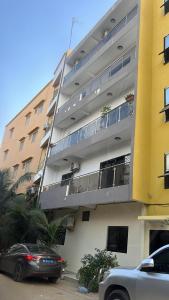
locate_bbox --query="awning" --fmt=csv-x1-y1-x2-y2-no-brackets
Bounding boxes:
159,104,169,113
138,215,169,221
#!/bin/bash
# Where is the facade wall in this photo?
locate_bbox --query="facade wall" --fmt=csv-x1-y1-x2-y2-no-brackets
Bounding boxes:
57,202,144,273
0,81,54,192
133,0,169,215
44,142,131,186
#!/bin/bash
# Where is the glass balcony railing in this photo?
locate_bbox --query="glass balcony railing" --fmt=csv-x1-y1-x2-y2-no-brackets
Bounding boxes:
69,161,130,195
59,48,135,114
63,6,137,84
50,101,133,157
43,159,130,194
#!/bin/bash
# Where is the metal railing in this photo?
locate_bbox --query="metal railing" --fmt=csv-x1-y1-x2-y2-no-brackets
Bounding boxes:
43,161,130,194
63,6,137,84
51,101,133,157
59,48,135,113
69,162,130,195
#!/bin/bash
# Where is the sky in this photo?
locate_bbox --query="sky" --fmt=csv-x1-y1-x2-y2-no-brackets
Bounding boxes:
0,0,116,143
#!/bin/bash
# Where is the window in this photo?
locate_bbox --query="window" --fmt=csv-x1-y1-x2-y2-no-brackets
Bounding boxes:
82,211,90,221
161,0,169,15
19,138,25,151
12,164,19,178
29,128,38,143
165,88,169,121
61,172,73,186
23,158,32,173
107,226,128,253
25,113,31,126
9,127,14,138
164,154,169,188
3,149,9,161
160,35,169,64
34,101,44,115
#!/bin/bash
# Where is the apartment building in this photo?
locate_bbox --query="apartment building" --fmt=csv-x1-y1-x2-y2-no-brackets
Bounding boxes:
40,0,169,272
0,81,56,193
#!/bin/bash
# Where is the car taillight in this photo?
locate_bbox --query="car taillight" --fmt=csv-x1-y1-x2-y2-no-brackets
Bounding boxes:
24,255,39,261
56,257,64,263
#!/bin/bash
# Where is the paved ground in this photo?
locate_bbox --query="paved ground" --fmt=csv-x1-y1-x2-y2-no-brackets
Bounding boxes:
0,273,99,300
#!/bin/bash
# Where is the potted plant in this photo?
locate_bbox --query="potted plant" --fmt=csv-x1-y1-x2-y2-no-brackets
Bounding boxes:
125,93,134,102
100,105,111,117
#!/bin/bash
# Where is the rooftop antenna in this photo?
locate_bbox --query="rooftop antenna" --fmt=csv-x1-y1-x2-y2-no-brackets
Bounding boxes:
69,17,78,49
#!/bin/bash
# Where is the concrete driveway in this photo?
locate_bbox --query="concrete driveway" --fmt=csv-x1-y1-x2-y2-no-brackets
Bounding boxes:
0,273,98,300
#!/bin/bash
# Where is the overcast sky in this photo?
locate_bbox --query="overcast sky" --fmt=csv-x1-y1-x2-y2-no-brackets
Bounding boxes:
0,0,116,142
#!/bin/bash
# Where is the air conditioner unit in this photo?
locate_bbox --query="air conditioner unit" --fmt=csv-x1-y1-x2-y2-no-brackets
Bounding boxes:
65,216,75,231
70,161,80,173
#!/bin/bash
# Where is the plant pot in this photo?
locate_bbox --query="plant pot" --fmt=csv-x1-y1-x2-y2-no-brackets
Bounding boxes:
125,95,134,102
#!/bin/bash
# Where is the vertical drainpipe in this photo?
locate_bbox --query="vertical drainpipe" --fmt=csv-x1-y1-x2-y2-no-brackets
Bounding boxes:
37,52,67,206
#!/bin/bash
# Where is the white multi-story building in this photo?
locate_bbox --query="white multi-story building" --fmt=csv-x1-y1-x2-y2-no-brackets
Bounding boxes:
40,0,156,273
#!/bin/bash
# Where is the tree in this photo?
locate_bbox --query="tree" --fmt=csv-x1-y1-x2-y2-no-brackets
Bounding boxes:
0,169,67,250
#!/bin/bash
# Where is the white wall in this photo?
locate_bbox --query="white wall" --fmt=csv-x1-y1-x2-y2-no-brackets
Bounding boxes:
43,141,131,186
57,202,144,273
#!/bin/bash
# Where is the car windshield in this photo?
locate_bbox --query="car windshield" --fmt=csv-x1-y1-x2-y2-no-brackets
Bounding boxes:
27,245,55,255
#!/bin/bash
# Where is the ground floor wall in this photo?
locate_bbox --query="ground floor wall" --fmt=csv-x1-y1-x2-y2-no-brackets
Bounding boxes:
57,202,144,273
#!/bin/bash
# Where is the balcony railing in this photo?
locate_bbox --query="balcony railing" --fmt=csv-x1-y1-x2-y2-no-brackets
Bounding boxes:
43,160,130,195
59,48,135,114
51,101,133,157
69,162,130,195
63,6,137,84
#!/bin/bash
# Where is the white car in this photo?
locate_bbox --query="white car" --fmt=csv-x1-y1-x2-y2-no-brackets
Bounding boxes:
99,245,169,300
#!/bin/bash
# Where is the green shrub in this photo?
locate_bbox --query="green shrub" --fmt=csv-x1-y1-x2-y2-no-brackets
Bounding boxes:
77,248,118,292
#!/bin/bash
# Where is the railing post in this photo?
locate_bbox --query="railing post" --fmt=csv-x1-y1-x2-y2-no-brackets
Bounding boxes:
118,107,121,123
113,167,116,187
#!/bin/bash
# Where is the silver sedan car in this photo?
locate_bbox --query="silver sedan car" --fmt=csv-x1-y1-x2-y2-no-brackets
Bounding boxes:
99,245,169,300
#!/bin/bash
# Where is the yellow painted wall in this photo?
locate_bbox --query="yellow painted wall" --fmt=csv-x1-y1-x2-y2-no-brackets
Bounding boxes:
0,81,54,193
132,0,153,203
133,0,169,215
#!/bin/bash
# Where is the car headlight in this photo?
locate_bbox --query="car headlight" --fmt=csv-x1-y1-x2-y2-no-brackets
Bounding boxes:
103,270,111,281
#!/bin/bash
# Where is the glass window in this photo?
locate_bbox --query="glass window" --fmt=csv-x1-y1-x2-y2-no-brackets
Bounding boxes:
165,154,169,173
3,150,9,161
107,226,128,253
61,172,73,186
34,101,44,115
19,138,25,151
164,0,169,15
9,128,14,138
165,35,169,49
165,88,169,106
23,158,32,173
25,113,31,126
29,129,38,143
12,165,19,178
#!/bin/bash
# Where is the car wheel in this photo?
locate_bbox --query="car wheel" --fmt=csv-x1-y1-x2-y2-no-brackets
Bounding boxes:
13,263,24,282
48,277,58,283
107,289,130,300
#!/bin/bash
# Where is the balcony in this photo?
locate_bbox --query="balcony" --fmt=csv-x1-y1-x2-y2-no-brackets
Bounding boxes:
40,162,131,210
63,6,137,92
40,126,51,148
47,90,58,116
48,102,133,167
55,48,136,129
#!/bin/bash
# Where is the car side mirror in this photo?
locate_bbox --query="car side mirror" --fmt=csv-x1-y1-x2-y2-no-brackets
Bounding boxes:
140,258,154,269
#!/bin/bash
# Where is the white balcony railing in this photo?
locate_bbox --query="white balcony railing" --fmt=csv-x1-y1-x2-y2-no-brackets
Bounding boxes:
63,6,137,84
58,48,135,114
50,101,133,157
